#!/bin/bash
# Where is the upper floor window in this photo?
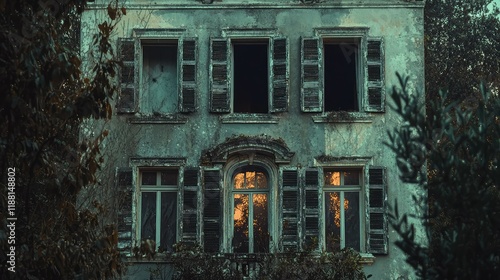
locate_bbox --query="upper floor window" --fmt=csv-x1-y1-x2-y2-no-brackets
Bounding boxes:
209,37,289,114
116,36,197,114
301,34,385,113
323,39,359,112
233,41,269,113
141,41,178,114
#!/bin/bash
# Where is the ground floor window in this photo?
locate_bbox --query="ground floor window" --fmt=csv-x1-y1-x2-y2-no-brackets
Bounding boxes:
323,169,362,251
139,169,178,252
232,166,270,253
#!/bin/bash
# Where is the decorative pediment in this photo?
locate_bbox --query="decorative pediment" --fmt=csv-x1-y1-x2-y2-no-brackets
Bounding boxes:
202,135,294,164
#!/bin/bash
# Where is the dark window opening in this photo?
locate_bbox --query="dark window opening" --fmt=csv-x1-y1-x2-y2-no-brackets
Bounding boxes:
233,43,269,113
324,42,358,112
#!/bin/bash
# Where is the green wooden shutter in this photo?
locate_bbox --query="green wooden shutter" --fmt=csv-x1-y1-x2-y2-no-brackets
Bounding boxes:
368,166,388,254
116,167,133,254
301,37,322,112
303,168,320,250
179,38,197,113
210,39,230,113
117,38,136,113
366,38,385,112
203,169,222,252
270,37,289,112
182,167,199,244
280,168,300,251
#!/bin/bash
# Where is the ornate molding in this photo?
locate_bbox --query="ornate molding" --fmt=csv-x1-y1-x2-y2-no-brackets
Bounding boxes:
202,135,295,164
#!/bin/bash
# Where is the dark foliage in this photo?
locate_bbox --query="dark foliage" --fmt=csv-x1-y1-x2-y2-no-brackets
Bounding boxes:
166,243,368,280
425,0,500,104
386,74,500,279
0,0,125,278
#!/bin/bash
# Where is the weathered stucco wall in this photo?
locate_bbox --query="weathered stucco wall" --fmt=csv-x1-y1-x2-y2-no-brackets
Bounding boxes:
82,1,424,279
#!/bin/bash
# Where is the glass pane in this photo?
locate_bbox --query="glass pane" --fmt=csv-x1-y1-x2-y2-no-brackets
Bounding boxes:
246,172,256,189
234,172,245,189
142,172,157,185
234,170,268,189
344,171,360,185
345,192,360,251
256,172,267,189
233,194,249,253
253,193,269,253
161,170,178,185
141,192,157,240
160,192,177,252
324,171,340,186
325,192,341,251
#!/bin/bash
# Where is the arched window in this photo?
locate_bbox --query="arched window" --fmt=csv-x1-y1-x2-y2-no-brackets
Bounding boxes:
231,166,270,253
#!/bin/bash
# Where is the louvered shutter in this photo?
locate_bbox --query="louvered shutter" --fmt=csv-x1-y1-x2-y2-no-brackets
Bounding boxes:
116,168,133,254
280,168,300,251
182,167,199,244
301,37,322,112
179,38,197,113
368,167,388,254
117,38,136,113
303,168,320,249
270,37,289,112
203,169,222,252
366,38,385,112
210,39,230,112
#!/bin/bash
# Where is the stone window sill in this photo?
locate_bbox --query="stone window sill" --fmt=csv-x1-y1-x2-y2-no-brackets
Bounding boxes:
128,114,188,124
220,114,279,124
312,112,373,123
359,253,376,265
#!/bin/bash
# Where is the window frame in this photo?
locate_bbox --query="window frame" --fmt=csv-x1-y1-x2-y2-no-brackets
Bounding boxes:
129,157,186,254
231,167,271,253
322,38,363,112
209,30,289,120
301,27,385,119
222,156,278,253
138,169,180,252
231,39,270,114
118,29,197,120
315,158,372,254
322,168,364,252
140,40,179,115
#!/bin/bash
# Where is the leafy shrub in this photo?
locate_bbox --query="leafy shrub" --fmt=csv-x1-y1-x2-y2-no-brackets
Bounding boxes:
170,243,368,280
387,74,500,279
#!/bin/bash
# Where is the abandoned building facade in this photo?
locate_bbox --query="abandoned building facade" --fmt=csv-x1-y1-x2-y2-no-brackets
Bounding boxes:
83,0,425,278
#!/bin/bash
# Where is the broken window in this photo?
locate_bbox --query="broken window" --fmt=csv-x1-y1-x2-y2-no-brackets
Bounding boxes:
209,37,289,114
301,36,385,113
139,170,178,252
